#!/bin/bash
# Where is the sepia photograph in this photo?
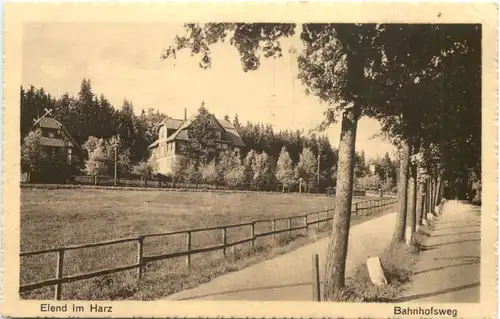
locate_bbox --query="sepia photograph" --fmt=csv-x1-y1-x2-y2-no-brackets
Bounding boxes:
2,2,498,318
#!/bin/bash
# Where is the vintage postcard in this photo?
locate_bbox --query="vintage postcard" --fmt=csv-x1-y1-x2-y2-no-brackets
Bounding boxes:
1,2,498,318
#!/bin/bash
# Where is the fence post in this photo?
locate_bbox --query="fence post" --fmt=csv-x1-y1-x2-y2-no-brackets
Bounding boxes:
312,253,321,302
186,231,192,270
222,227,227,257
304,215,308,233
271,220,276,244
316,212,320,228
54,249,64,300
136,236,145,279
355,203,358,215
250,223,255,249
287,217,292,238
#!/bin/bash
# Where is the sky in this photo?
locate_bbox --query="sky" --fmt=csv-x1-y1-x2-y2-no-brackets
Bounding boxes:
22,22,396,160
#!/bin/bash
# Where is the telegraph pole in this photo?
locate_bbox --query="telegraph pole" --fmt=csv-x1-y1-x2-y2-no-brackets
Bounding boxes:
114,144,118,186
317,141,320,187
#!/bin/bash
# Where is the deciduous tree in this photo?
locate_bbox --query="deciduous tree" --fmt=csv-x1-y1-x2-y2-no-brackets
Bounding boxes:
276,146,295,192
21,129,48,181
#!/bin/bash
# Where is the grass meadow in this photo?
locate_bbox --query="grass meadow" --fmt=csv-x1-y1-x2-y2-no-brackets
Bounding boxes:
20,188,391,300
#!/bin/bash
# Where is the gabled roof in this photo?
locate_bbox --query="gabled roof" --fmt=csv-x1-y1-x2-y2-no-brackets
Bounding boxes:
164,114,197,142
161,118,184,131
148,112,245,149
38,117,61,129
217,119,245,147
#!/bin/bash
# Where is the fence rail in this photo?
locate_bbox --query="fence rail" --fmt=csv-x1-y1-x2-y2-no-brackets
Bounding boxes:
19,197,397,300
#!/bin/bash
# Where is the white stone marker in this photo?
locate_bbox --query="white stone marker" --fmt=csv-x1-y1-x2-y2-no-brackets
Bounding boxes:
366,257,387,286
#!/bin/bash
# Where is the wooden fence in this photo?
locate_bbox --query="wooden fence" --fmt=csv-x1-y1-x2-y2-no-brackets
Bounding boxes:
19,197,397,300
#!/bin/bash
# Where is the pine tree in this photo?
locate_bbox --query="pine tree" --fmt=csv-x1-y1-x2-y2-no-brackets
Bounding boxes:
183,104,220,165
233,114,241,130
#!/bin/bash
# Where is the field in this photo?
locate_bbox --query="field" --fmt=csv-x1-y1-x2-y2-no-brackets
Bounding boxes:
20,188,388,300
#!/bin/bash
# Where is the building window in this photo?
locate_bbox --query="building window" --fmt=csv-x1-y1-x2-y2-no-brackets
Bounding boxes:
48,132,55,138
217,132,222,139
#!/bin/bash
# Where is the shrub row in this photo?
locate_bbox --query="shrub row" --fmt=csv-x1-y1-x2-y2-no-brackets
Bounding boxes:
20,183,372,197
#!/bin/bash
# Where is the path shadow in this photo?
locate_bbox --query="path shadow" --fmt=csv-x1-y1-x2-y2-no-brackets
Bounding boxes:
420,239,481,251
433,256,480,262
429,231,481,238
430,225,481,232
433,221,480,227
391,282,480,302
413,261,480,275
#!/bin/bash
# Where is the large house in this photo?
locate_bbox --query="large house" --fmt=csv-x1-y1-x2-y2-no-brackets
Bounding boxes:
148,109,245,175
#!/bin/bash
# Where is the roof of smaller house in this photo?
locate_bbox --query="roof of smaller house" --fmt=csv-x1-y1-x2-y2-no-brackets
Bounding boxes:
38,117,61,129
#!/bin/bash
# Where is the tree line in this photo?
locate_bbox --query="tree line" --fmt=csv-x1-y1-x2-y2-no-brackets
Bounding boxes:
165,23,481,300
21,81,395,188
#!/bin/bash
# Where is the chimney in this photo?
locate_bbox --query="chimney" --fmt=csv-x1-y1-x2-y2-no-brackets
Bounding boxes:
184,108,187,121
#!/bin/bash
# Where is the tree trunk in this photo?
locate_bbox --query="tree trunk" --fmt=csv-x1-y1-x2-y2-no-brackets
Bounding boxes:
407,164,418,245
323,106,359,301
435,174,442,207
392,141,410,245
417,181,425,226
432,176,438,211
428,174,434,214
425,179,429,217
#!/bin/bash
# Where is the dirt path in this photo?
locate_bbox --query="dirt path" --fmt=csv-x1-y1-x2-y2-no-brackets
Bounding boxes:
164,212,397,301
397,201,481,303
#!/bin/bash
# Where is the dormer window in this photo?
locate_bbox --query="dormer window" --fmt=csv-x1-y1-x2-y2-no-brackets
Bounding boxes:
48,132,55,138
208,119,212,125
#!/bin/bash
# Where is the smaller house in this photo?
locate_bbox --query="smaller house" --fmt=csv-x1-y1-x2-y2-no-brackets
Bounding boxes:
34,117,82,163
22,116,82,182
